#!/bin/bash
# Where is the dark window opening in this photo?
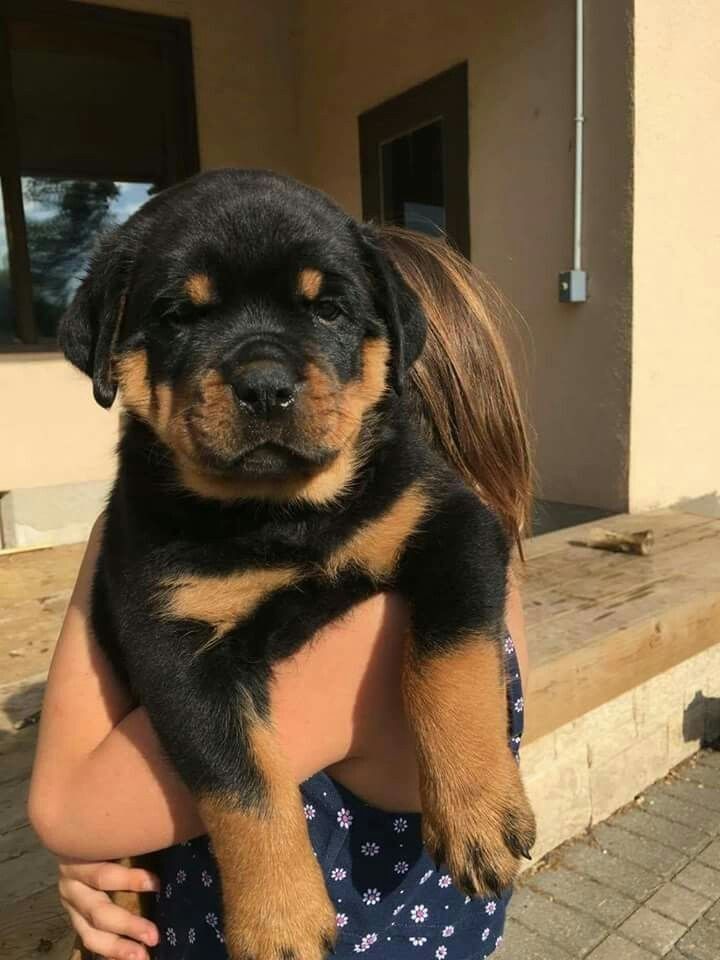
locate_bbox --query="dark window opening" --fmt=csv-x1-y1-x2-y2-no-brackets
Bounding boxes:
381,120,446,237
0,1,198,348
359,63,469,256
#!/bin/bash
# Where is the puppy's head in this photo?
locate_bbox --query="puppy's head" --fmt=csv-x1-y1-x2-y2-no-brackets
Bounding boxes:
60,169,425,503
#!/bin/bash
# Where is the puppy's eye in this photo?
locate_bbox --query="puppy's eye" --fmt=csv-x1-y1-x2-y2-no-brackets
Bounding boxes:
313,300,342,322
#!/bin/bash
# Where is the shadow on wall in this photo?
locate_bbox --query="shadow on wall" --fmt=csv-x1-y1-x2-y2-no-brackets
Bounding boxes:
684,690,720,746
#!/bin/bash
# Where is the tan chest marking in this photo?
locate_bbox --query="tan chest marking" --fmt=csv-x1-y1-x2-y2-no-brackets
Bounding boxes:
161,567,301,649
325,482,431,581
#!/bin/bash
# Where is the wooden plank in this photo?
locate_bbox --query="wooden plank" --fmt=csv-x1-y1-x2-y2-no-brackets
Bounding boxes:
0,823,41,866
0,885,72,960
0,774,30,835
0,541,84,606
0,674,46,734
0,726,37,786
526,531,720,662
523,509,713,561
525,593,720,743
0,844,57,906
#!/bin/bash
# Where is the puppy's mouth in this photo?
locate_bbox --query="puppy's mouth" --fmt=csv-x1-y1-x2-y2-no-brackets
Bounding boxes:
193,440,337,479
232,442,332,478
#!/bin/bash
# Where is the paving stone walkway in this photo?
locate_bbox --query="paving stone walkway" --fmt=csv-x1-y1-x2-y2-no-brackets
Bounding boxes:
503,747,720,959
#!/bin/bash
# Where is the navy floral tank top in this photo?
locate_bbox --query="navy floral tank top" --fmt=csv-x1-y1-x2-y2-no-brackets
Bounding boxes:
147,635,524,960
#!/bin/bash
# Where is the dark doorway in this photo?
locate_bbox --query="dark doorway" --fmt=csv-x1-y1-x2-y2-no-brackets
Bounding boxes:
358,63,469,257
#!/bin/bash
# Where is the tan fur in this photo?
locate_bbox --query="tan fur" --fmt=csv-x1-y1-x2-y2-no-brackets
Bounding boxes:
199,720,335,960
403,635,535,894
325,481,430,581
185,272,216,306
177,340,388,505
115,350,153,420
296,267,323,300
116,339,389,506
161,567,301,650
302,339,389,450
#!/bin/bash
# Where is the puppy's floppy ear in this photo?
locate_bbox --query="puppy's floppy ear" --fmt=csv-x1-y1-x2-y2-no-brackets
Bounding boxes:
59,221,140,408
356,223,426,393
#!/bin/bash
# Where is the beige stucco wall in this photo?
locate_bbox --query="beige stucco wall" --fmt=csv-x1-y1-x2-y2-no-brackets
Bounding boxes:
630,0,720,511
4,0,636,514
296,0,634,511
1,0,300,494
0,354,117,490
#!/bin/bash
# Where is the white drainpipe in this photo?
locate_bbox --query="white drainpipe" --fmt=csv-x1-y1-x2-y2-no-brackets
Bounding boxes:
559,0,588,302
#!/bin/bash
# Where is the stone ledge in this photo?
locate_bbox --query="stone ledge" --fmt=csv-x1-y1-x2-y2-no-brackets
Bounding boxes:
520,508,720,865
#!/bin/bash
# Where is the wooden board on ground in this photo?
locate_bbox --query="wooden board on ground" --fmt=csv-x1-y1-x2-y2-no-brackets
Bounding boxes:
0,885,73,960
0,542,84,686
524,510,720,741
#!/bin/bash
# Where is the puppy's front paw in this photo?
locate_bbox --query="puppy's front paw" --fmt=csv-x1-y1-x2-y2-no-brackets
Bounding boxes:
421,752,536,898
223,867,337,960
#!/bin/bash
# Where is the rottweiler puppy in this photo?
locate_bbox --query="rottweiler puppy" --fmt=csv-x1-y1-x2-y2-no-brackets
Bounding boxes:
60,169,535,960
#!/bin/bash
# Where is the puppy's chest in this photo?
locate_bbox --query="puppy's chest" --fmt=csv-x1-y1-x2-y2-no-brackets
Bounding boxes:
156,480,431,646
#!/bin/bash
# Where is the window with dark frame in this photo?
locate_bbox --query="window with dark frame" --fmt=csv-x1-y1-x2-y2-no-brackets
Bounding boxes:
0,0,198,349
358,63,470,258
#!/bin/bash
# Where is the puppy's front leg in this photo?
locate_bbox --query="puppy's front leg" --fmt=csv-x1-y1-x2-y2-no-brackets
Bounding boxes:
398,494,536,897
198,711,336,960
128,631,335,960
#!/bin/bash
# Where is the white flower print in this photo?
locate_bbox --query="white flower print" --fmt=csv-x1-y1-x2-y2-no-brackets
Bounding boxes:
166,928,177,946
205,912,219,928
464,896,471,904
188,928,196,944
409,936,427,946
481,927,490,941
438,874,452,888
410,904,429,923
361,841,380,857
201,870,213,887
175,869,186,884
336,913,348,928
514,697,524,713
393,817,408,833
362,888,381,906
304,803,316,820
485,900,497,915
442,925,455,937
504,635,515,654
165,883,172,898
496,936,503,948
353,933,378,952
419,869,434,885
436,948,448,959
394,860,409,875
331,867,347,881
392,904,405,916
337,808,353,829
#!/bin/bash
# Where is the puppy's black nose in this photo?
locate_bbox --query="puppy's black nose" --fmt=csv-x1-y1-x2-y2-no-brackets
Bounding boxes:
232,363,298,417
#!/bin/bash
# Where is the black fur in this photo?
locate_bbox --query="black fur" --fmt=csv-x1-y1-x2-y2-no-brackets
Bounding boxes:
60,169,533,959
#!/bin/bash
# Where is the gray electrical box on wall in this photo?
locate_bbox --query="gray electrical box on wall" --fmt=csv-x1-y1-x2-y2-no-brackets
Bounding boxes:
559,269,588,302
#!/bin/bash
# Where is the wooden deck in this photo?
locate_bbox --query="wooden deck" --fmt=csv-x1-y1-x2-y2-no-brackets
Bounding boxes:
2,510,720,958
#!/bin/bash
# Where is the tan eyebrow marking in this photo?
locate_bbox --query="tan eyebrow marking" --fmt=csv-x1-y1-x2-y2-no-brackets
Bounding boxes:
184,272,216,306
297,268,324,301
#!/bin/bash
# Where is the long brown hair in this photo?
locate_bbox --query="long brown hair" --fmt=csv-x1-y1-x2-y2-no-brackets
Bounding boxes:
379,226,531,550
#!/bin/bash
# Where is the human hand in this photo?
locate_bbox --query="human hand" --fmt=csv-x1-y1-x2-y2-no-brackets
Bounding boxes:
58,859,160,960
